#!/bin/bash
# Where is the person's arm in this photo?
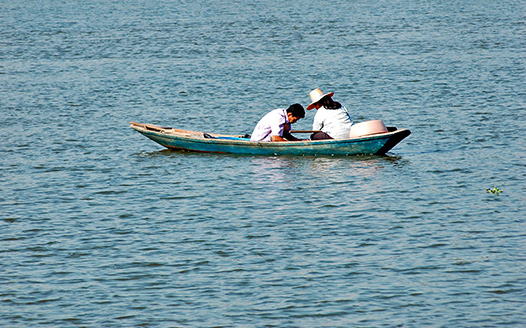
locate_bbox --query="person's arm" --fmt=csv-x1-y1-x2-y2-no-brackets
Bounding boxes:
281,123,303,141
270,123,302,141
270,135,289,141
282,131,302,141
270,134,303,141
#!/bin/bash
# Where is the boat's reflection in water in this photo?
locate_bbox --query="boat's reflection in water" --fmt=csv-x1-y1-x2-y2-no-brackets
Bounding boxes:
248,153,408,192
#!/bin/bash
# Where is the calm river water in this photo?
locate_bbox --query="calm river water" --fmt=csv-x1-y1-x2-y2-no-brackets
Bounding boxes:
1,0,525,327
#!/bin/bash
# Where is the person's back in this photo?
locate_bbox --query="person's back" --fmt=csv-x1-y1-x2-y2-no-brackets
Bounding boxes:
250,108,286,142
250,104,305,142
307,88,352,140
312,104,352,139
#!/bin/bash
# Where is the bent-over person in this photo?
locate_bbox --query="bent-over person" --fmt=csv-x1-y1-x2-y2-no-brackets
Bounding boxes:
250,104,305,142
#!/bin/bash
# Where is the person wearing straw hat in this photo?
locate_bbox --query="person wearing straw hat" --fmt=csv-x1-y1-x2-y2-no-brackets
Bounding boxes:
250,103,305,142
307,88,353,140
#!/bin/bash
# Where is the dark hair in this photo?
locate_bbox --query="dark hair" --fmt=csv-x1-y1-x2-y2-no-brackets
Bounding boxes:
287,103,305,118
319,96,341,109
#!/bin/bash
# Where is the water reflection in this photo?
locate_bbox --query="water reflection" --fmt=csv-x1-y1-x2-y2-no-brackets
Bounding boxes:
137,149,409,195
250,157,294,186
307,154,407,177
138,149,189,158
249,154,408,186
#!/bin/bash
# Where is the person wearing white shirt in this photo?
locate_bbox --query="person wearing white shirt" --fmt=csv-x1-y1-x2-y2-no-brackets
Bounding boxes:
250,104,305,142
306,88,353,140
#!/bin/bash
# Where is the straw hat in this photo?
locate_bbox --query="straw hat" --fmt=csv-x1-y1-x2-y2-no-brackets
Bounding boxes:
306,88,334,110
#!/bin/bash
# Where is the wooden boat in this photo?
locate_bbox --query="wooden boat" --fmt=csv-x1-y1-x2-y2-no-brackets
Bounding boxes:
130,122,411,156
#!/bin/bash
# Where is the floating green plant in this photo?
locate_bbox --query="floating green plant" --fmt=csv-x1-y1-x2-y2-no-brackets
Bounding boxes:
486,186,503,195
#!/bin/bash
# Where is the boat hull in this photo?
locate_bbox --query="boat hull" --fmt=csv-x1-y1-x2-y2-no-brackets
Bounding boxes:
130,122,411,156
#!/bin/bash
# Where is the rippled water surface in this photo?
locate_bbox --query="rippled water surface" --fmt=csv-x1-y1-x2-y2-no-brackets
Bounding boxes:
1,0,525,327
